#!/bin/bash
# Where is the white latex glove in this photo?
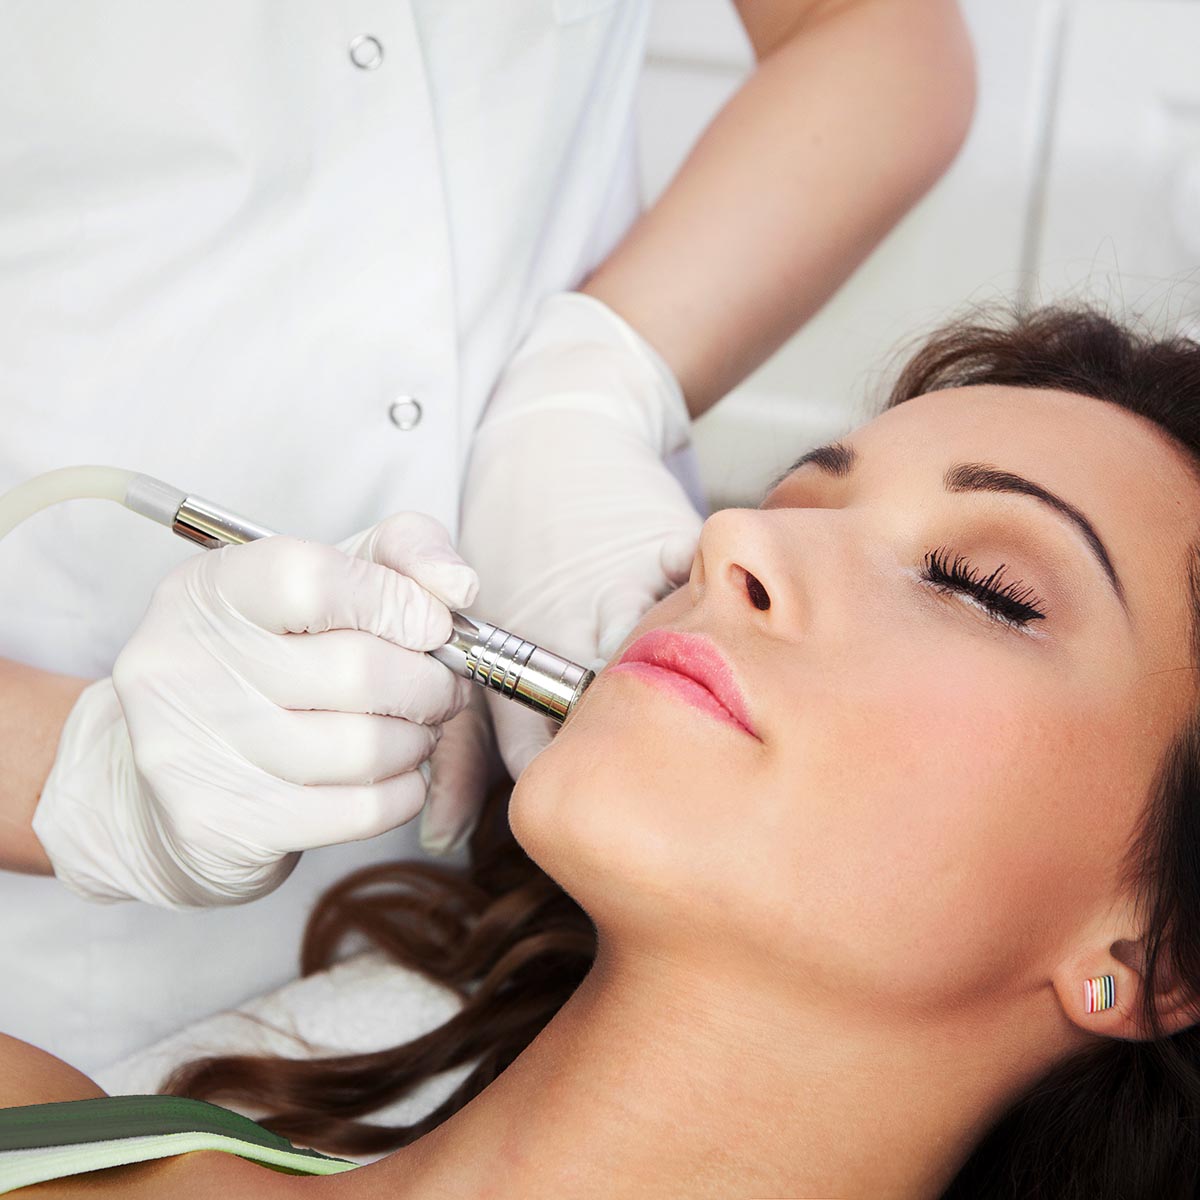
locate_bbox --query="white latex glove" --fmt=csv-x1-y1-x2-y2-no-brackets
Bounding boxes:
33,512,478,908
420,292,703,855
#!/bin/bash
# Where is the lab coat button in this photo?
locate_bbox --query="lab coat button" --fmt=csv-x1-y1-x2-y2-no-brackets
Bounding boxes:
349,35,384,70
388,397,423,431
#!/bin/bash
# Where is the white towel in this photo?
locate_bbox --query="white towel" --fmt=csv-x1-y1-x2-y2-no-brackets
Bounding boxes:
93,951,477,1165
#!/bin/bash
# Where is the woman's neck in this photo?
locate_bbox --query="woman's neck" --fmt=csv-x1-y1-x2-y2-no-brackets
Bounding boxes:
338,943,1063,1200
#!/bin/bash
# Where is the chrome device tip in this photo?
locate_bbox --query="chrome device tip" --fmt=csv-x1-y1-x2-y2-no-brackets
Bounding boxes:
429,613,595,725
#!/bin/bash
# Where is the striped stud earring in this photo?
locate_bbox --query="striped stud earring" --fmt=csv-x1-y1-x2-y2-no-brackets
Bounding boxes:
1084,974,1116,1014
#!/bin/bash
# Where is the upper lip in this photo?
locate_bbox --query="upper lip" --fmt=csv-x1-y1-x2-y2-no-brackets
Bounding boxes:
613,629,760,739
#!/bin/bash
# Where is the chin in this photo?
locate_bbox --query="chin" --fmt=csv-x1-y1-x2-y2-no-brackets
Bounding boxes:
506,683,719,943
506,720,621,902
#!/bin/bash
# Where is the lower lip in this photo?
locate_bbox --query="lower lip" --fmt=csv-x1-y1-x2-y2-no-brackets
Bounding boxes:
608,661,756,737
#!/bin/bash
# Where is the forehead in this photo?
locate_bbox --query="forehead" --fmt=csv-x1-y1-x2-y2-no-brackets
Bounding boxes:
857,385,1199,517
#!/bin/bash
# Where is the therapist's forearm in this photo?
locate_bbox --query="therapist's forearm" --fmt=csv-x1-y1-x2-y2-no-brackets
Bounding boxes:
582,0,976,417
0,657,89,875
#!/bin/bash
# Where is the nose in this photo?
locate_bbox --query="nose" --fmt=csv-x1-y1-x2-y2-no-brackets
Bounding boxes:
688,507,784,622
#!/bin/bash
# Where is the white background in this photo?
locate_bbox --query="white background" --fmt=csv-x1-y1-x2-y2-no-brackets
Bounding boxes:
638,0,1200,506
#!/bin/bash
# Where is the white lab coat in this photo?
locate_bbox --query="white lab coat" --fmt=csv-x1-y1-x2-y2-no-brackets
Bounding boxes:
0,0,650,1072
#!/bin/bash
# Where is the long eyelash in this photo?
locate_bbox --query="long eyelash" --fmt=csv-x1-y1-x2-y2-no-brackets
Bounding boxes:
921,546,1048,629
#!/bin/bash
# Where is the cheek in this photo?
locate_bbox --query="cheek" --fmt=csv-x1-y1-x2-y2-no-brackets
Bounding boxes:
508,605,762,951
510,590,1167,1013
751,642,1142,1002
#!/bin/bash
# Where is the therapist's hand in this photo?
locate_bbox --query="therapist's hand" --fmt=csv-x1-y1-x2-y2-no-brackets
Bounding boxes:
421,292,702,854
32,513,477,908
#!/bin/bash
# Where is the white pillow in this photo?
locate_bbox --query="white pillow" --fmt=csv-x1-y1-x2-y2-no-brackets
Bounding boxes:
93,950,476,1164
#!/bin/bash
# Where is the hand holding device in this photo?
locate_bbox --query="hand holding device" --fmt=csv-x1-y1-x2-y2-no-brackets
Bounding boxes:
33,513,476,907
422,292,703,853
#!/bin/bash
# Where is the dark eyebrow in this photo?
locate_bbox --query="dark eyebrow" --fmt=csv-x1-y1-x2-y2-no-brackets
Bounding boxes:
769,441,1129,615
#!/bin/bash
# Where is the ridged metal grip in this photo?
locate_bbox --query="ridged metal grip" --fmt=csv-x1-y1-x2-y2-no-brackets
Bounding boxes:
429,613,594,724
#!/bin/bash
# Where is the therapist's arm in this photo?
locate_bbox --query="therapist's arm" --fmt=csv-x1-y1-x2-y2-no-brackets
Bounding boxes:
582,0,976,416
0,658,88,874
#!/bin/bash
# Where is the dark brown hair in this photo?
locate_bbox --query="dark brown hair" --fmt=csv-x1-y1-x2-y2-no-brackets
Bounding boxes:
168,306,1200,1197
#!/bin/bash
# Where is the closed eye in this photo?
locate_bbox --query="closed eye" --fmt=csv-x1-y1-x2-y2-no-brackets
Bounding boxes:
920,546,1047,631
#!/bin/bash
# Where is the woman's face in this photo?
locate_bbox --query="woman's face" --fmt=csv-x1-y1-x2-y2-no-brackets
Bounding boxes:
510,384,1200,1025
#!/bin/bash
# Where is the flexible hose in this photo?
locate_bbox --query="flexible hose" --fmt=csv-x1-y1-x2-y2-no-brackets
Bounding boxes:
0,466,138,540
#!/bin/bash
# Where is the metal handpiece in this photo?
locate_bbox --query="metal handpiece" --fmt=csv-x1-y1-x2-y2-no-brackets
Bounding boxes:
167,493,595,725
172,495,276,548
431,613,595,722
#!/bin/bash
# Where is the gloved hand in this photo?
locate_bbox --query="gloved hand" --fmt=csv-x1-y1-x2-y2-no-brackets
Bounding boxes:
32,512,478,908
419,291,703,855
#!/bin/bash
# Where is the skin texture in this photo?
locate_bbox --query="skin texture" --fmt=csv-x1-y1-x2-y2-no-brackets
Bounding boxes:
350,382,1199,1199
15,379,1200,1197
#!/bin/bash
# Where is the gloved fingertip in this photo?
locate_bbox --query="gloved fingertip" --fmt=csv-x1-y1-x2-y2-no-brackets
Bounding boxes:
504,731,554,781
596,617,641,663
660,529,700,583
408,559,480,611
420,831,451,856
418,802,446,855
444,817,478,856
420,813,468,857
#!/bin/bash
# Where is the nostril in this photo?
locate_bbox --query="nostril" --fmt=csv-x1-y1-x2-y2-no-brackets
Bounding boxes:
744,570,771,611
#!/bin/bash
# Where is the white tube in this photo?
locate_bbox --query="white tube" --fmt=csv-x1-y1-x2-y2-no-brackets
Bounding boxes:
122,474,188,528
0,466,139,540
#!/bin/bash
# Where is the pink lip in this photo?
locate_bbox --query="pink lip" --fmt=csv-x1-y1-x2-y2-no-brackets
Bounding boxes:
609,629,760,740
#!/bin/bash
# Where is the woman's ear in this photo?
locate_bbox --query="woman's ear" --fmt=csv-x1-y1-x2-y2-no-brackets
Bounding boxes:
1052,932,1200,1041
